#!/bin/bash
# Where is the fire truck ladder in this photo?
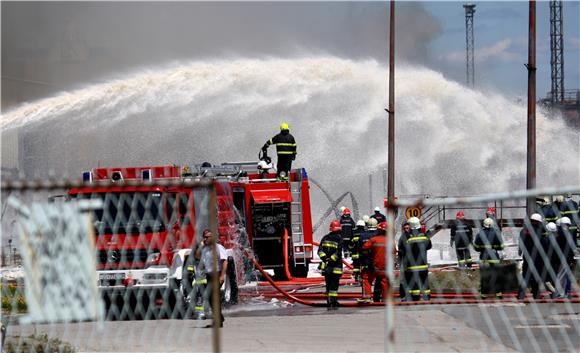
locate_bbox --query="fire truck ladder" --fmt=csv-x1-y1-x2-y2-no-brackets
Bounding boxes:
290,181,306,267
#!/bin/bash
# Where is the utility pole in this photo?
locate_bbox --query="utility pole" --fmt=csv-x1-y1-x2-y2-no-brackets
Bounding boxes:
463,4,476,88
549,0,564,103
526,0,537,215
386,1,396,352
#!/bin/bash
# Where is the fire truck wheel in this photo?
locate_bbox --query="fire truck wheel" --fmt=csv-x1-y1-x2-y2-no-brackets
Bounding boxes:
222,256,239,306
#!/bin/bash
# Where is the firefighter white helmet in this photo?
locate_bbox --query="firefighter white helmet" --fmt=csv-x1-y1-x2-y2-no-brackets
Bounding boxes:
530,213,543,222
559,217,571,225
374,207,381,212
340,206,346,213
555,195,565,203
546,222,557,232
356,220,366,227
407,217,421,230
483,218,494,229
362,214,370,223
368,218,378,229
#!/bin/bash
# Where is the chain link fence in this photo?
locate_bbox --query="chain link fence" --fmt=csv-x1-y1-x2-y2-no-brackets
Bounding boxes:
1,178,579,352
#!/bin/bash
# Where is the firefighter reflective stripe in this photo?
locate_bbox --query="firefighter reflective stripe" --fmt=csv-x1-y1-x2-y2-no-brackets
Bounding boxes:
321,262,326,270
409,289,431,294
406,236,429,243
332,268,343,275
330,254,338,262
480,259,500,264
186,266,194,271
373,243,385,247
321,241,339,248
195,306,204,311
474,244,492,249
319,251,327,258
353,268,360,273
492,244,504,250
407,265,428,271
276,143,297,147
352,254,360,259
278,151,296,154
328,292,338,297
352,236,360,241
192,279,208,285
268,139,273,145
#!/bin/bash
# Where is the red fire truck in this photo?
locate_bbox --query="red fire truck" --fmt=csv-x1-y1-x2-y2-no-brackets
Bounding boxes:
68,162,314,318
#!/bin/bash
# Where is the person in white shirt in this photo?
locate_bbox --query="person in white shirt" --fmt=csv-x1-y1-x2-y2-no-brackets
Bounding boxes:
195,229,228,327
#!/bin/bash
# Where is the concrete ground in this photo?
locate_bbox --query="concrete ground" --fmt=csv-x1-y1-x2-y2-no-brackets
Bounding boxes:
5,302,579,353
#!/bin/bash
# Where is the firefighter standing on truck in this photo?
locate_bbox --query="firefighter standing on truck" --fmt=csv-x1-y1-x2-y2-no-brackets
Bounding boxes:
262,122,297,180
318,220,343,310
398,217,432,301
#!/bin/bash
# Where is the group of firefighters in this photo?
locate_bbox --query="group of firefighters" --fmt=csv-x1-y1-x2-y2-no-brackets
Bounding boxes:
318,193,579,308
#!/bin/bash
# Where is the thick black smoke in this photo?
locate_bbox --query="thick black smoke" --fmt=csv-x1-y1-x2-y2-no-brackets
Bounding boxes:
2,2,441,108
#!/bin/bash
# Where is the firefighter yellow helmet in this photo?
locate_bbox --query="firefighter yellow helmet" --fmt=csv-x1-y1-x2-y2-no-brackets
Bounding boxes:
280,122,290,131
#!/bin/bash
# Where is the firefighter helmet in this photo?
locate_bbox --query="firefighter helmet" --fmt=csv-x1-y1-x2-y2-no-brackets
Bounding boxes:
530,213,543,222
362,214,370,223
280,122,290,131
555,195,565,203
368,218,378,229
343,208,351,215
374,207,381,212
456,211,465,220
329,219,341,232
356,220,366,227
486,207,496,216
559,217,571,225
407,217,421,230
377,222,387,231
546,222,557,232
483,218,494,228
339,206,346,213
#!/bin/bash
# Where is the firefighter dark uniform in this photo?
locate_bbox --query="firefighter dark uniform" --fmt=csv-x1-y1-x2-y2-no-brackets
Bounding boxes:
349,221,366,280
556,196,579,239
370,209,386,224
262,122,297,180
518,214,546,299
474,218,505,299
340,209,355,255
398,217,432,301
318,220,343,309
184,246,209,319
450,212,473,269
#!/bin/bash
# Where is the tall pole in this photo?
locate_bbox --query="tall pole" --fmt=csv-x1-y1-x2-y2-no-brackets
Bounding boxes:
463,4,476,88
386,1,396,352
549,0,564,103
526,0,537,215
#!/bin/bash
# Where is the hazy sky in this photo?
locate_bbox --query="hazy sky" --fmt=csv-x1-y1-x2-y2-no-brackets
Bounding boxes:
1,1,579,105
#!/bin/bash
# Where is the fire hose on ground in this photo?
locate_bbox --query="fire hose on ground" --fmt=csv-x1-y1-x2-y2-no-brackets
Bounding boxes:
245,236,580,306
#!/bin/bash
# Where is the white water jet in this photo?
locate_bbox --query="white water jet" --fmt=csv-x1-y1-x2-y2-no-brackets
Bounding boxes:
2,57,578,227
